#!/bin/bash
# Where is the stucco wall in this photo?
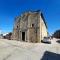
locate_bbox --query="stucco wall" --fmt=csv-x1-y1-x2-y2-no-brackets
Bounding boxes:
40,15,48,40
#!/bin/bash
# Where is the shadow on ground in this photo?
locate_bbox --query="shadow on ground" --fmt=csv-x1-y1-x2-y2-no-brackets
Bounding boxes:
41,51,60,60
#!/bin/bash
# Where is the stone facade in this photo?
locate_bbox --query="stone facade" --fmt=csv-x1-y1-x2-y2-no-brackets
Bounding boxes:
12,10,48,43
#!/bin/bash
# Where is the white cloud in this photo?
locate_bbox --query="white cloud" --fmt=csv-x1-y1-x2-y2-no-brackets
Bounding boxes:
3,33,8,36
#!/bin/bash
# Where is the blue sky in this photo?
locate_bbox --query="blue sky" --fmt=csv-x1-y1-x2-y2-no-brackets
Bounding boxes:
0,0,60,35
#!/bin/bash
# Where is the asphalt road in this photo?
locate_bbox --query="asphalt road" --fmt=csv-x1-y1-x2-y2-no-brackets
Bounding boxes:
0,39,60,60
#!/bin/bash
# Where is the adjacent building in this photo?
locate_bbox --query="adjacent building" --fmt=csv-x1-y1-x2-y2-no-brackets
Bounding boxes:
12,10,48,43
3,32,12,40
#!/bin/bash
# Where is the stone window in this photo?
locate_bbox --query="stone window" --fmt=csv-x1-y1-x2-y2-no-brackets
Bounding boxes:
32,24,34,27
17,26,18,28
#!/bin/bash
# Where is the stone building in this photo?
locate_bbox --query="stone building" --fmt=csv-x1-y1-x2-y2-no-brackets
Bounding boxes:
12,10,48,43
53,30,60,38
3,32,12,40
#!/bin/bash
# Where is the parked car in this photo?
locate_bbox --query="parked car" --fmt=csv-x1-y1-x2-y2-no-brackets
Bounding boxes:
56,40,60,43
41,37,51,44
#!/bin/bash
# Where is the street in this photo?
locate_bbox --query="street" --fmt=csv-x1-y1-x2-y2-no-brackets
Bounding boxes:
0,39,60,60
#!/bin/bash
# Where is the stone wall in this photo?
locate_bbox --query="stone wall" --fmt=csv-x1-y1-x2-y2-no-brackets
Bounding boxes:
12,11,48,43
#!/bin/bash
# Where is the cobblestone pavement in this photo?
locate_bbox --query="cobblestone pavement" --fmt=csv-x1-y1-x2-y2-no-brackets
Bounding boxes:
0,39,60,60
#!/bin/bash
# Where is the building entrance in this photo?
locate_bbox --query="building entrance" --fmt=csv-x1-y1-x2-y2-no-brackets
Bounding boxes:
22,32,25,41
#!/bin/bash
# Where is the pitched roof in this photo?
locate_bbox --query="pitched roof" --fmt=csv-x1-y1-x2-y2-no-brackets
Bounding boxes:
41,12,47,28
28,10,47,28
14,10,47,28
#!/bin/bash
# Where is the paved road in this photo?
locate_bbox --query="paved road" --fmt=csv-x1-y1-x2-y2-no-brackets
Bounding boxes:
0,39,60,60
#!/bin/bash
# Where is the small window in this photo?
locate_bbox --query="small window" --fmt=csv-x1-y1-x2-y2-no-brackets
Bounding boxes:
17,26,18,28
32,24,34,27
